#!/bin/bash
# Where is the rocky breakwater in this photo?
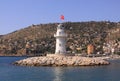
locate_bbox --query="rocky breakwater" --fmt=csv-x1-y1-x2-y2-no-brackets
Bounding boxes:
14,56,110,66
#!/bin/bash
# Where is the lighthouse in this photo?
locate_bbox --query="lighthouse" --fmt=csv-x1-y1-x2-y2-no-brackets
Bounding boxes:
54,24,67,54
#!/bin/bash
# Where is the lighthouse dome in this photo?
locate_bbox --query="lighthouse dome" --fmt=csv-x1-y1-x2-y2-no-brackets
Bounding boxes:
57,24,64,29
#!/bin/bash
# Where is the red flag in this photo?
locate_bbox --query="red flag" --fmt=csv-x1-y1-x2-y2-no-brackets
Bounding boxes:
60,15,64,20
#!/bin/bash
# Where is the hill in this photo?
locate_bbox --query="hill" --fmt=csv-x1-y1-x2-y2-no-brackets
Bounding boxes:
0,21,120,56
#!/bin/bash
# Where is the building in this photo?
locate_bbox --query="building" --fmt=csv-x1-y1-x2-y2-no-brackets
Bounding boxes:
87,44,94,54
54,24,67,54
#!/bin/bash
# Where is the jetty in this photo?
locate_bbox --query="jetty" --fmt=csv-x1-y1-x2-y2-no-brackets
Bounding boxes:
14,55,109,66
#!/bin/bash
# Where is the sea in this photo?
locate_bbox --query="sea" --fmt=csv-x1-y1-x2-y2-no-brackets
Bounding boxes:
0,57,120,81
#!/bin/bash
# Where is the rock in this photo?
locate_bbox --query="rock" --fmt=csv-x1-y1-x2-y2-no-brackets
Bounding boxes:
13,56,110,66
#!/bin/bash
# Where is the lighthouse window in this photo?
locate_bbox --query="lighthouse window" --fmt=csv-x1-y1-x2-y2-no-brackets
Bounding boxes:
59,44,61,46
59,32,61,34
60,27,62,29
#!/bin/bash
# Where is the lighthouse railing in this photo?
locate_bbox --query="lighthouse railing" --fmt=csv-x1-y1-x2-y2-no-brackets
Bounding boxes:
54,33,67,37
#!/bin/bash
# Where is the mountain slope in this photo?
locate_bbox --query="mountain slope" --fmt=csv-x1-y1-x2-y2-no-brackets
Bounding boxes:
0,21,120,56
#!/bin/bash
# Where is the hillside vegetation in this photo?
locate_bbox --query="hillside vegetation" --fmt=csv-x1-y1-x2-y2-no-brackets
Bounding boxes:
0,21,120,56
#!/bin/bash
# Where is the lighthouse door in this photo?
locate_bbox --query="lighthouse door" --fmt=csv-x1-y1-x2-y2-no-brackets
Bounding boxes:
59,50,60,53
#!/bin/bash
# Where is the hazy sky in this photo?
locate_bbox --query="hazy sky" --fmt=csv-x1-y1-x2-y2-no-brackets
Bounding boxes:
0,0,120,35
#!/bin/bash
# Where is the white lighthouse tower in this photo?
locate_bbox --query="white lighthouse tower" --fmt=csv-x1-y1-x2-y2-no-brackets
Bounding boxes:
54,24,67,54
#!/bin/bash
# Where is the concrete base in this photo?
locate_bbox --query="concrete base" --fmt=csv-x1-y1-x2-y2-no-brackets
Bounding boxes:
46,54,75,57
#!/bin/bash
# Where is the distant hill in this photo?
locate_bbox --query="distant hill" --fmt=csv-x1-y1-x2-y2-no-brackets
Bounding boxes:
0,21,120,56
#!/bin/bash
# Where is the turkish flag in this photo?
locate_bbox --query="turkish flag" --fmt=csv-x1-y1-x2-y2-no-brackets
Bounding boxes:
60,15,64,20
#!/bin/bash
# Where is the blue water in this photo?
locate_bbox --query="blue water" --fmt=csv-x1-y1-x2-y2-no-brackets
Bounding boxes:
0,57,120,81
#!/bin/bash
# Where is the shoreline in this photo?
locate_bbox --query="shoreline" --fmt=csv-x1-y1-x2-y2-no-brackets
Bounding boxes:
99,55,120,60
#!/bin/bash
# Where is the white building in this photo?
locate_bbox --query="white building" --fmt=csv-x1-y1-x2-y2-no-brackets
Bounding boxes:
54,24,67,54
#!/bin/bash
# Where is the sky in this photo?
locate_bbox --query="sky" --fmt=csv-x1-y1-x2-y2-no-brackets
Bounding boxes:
0,0,120,35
